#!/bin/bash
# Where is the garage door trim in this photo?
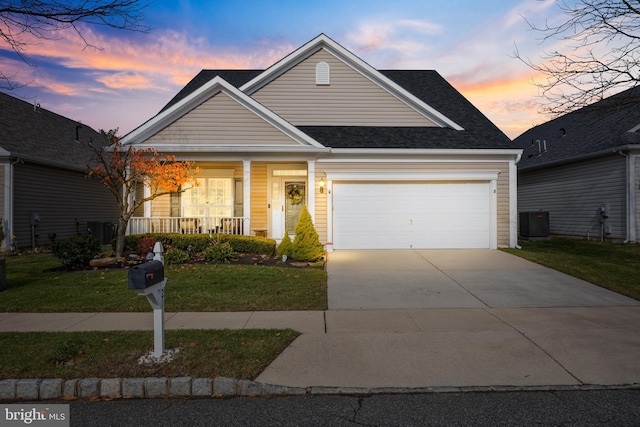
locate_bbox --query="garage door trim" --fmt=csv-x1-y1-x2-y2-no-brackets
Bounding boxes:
325,170,499,250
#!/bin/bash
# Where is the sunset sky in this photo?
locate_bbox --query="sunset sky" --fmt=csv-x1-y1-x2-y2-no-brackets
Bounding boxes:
0,0,575,139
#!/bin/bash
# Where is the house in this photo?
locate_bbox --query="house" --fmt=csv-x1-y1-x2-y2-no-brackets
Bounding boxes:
122,34,521,250
0,92,120,249
513,87,640,242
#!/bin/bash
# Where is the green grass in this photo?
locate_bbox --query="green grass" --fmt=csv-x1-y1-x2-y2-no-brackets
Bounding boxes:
503,238,640,301
0,253,327,312
0,329,299,380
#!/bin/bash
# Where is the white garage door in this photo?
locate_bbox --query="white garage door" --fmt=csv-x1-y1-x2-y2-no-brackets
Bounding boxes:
332,182,491,249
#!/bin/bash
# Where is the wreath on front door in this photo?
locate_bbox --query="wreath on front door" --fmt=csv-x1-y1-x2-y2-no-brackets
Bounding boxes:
286,185,304,205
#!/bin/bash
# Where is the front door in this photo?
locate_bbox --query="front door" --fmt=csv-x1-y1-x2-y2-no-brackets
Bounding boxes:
271,180,306,238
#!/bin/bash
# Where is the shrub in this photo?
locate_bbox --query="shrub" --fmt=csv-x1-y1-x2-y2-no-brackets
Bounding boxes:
52,234,101,269
136,236,157,256
202,237,235,263
291,206,324,262
277,231,293,259
164,248,190,265
118,233,276,256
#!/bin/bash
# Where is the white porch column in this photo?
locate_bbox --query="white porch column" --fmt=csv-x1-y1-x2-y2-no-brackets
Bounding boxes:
307,160,316,223
143,180,151,217
243,160,251,236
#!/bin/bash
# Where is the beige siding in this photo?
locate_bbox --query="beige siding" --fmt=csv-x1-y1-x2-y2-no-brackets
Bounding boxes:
317,162,511,247
253,49,437,127
145,92,301,145
250,162,268,231
313,169,328,243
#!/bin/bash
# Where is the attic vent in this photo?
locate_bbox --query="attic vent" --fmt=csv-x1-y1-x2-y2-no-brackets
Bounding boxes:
316,62,330,85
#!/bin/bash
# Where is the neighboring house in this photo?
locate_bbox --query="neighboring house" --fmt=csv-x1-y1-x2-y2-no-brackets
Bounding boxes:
0,92,120,249
122,34,521,250
513,87,640,242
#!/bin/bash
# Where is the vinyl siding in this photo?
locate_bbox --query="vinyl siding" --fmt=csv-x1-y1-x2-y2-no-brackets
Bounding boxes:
0,164,4,224
253,49,437,127
635,155,640,240
250,162,268,232
518,155,626,240
316,161,510,247
13,163,119,248
145,92,301,145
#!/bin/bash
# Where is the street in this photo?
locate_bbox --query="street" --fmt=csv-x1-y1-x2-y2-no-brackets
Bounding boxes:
60,389,639,426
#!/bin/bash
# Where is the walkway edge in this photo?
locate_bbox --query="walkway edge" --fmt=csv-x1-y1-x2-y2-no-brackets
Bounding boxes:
0,377,638,401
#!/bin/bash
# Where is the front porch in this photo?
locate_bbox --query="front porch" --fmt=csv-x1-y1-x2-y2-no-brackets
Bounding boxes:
126,216,250,236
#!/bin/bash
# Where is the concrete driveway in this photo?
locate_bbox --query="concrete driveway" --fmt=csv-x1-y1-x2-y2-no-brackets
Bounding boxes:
257,249,640,389
327,249,637,309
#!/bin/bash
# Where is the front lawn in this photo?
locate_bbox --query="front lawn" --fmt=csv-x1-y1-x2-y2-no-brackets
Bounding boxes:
0,329,299,380
0,253,327,312
503,238,640,301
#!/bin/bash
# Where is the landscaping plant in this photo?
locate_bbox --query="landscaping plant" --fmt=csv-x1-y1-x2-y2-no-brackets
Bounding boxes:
291,205,324,262
164,248,190,265
202,236,236,263
51,234,101,270
277,231,293,259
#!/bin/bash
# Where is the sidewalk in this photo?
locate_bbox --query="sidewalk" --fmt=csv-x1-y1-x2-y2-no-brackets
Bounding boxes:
2,306,640,390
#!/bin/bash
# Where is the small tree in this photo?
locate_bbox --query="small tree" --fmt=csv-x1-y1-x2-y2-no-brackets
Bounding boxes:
290,206,324,262
87,129,199,257
277,231,293,259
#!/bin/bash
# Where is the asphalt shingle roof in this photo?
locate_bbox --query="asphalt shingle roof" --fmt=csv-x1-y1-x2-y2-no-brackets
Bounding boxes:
0,92,104,169
157,69,512,150
513,87,640,170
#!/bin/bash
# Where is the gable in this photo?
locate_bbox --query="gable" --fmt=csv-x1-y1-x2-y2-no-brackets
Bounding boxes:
251,48,437,127
144,91,302,146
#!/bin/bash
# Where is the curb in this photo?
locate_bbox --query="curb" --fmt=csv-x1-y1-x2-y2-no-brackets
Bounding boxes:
0,378,638,401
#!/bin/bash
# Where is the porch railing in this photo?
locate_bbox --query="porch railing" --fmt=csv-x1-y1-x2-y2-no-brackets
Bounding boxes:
126,217,248,236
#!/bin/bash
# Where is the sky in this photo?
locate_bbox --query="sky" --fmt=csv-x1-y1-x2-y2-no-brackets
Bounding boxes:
0,0,575,140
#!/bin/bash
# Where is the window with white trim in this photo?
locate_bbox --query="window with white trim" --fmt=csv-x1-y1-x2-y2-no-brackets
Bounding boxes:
183,177,233,218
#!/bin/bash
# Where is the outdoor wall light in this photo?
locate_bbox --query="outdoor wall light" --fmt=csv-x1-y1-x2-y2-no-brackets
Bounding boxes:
319,178,326,194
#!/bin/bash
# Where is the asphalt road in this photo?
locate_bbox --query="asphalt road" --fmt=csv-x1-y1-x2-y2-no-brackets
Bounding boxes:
55,389,640,426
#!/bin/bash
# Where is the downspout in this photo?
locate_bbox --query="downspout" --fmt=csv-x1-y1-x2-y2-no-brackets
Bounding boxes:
512,152,523,249
6,158,23,250
616,149,635,243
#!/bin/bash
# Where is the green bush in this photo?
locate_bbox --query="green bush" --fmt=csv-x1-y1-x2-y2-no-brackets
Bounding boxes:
277,231,293,258
164,248,190,265
291,206,324,262
202,238,235,263
52,234,101,269
118,233,276,256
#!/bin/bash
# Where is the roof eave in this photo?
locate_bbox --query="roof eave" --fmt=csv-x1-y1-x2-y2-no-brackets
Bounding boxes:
519,144,640,171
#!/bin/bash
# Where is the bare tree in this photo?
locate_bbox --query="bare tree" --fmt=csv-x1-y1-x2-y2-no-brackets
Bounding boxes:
516,0,640,116
1,0,150,89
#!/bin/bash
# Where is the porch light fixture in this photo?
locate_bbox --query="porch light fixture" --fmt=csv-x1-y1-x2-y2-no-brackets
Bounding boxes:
319,178,325,194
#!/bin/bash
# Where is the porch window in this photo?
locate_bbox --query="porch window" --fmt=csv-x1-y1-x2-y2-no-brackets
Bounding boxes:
183,178,233,218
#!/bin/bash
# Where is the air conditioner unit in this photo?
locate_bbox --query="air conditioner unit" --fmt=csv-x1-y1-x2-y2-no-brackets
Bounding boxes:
519,212,549,239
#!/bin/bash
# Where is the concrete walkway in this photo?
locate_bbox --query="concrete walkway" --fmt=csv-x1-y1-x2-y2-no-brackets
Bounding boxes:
1,250,639,390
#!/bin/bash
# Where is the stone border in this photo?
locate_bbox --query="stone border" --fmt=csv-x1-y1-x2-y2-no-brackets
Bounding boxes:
0,378,638,401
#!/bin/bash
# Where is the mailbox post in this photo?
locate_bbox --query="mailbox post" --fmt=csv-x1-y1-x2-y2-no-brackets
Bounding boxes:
128,242,167,358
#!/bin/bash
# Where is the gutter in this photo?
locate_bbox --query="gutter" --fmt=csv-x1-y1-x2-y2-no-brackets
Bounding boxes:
519,144,640,172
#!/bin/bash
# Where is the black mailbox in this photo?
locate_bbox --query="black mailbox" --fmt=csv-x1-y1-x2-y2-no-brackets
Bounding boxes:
128,261,165,290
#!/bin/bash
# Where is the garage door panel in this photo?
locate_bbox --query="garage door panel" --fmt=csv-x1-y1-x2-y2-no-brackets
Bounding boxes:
333,182,490,249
